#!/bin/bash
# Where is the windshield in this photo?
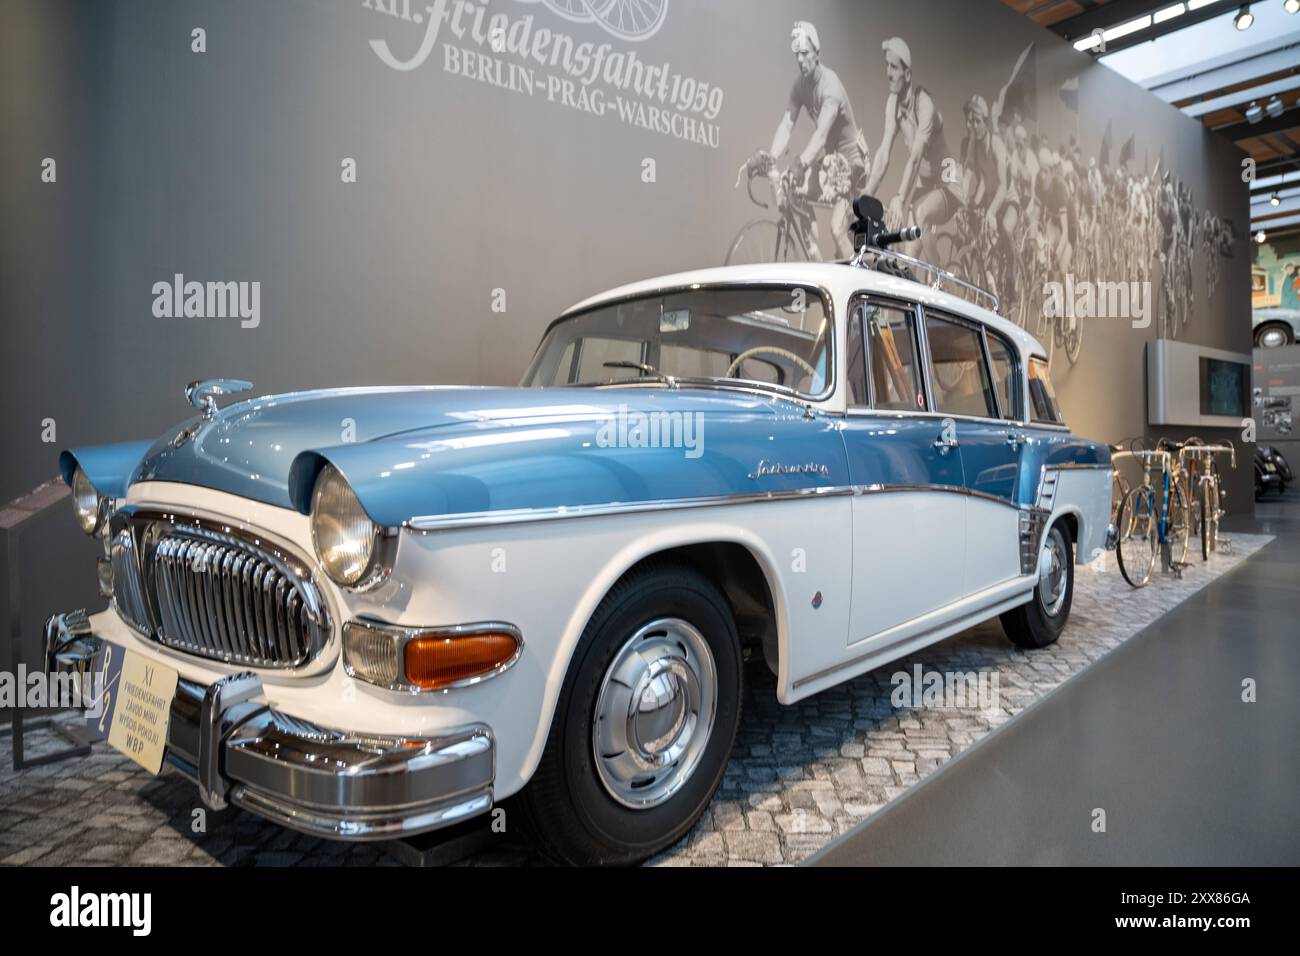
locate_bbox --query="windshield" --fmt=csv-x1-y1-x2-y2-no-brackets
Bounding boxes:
522,286,833,399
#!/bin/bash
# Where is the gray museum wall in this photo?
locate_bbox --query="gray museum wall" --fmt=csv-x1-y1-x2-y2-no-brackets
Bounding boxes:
1,0,1253,609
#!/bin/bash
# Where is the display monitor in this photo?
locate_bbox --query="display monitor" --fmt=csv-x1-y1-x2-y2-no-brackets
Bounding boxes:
1198,357,1250,418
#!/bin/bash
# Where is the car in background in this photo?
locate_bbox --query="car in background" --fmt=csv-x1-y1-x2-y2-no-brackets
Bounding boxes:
1253,308,1300,348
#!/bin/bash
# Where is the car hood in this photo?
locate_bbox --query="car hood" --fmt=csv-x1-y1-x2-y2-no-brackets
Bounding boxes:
129,385,845,524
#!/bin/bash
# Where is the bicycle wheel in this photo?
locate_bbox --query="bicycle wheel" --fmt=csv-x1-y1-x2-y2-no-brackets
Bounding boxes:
1115,485,1157,588
725,219,784,265
1165,479,1189,567
1065,312,1083,365
1200,478,1211,562
933,232,957,272
584,0,668,39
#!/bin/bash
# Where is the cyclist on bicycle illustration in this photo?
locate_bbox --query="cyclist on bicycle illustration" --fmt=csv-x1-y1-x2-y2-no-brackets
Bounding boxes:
746,20,867,260
864,36,958,266
958,94,1018,298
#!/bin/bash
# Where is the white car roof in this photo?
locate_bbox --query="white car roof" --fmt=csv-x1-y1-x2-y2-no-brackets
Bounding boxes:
562,261,1047,361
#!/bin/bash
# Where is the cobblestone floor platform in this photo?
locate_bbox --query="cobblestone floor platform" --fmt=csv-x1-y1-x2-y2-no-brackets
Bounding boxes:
0,533,1272,867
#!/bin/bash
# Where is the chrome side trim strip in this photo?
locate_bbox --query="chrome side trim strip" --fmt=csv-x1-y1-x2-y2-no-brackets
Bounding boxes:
405,480,1036,532
405,485,856,532
855,483,1020,510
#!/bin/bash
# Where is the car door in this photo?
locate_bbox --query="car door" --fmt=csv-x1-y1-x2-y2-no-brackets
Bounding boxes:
921,309,1024,594
842,295,968,646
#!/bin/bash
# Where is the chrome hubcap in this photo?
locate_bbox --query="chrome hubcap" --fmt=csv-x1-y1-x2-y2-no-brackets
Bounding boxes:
1038,529,1068,617
1261,328,1287,348
593,617,717,809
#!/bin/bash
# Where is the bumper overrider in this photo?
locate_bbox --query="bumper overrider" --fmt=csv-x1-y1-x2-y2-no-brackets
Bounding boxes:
44,610,496,841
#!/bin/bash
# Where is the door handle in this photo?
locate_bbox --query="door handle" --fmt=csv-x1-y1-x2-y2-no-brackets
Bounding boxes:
1006,431,1027,450
932,435,959,455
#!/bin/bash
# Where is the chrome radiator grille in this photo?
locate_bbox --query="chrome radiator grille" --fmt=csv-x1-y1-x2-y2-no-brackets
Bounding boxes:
108,513,329,669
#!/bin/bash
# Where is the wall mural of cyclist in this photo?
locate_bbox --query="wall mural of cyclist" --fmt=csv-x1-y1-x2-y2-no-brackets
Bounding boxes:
2,0,1255,516
728,19,1237,374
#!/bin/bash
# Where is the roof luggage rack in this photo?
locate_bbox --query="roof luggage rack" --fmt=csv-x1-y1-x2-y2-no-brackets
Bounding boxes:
843,195,1001,316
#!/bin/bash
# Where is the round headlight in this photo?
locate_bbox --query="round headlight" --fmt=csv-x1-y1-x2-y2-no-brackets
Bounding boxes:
71,466,102,534
311,464,378,587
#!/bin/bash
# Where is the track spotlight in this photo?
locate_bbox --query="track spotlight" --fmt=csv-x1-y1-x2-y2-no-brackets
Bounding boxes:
1265,96,1285,118
1245,101,1264,123
1256,230,1267,242
1285,0,1299,15
1234,4,1254,28
1272,192,1282,206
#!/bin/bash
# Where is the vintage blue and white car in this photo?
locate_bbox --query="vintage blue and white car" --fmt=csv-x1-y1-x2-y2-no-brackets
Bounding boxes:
48,254,1113,864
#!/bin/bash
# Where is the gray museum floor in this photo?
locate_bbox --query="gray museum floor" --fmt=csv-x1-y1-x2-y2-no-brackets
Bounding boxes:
0,498,1292,867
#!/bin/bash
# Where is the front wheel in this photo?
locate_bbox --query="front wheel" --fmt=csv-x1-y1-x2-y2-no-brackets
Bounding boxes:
1116,485,1157,588
519,562,742,865
1200,479,1212,561
1001,522,1074,649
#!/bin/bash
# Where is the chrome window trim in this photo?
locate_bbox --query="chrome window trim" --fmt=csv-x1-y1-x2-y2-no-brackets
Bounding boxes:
405,484,857,532
528,280,838,405
343,620,525,694
843,407,1034,429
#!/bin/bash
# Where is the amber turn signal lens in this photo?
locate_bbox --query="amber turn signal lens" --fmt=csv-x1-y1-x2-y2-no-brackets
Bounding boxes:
404,633,520,691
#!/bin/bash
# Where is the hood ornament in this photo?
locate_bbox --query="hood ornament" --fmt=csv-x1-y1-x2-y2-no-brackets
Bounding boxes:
172,379,253,449
185,379,253,421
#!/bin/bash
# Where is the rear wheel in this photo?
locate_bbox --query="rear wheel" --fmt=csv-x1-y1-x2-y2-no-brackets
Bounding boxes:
1255,323,1294,348
519,563,742,865
1001,522,1074,649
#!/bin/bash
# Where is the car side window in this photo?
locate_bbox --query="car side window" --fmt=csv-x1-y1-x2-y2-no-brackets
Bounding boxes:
863,300,926,411
846,303,868,407
985,331,1020,421
1028,357,1064,424
924,313,998,419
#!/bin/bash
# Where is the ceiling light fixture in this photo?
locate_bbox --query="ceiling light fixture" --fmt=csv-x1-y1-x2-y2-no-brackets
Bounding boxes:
1273,192,1283,206
1256,230,1267,242
1245,100,1264,123
1285,0,1300,15
1265,96,1285,118
1234,4,1255,29
1154,3,1187,23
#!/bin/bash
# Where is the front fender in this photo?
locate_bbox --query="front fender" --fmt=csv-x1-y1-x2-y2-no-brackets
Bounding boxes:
59,440,156,498
287,413,850,528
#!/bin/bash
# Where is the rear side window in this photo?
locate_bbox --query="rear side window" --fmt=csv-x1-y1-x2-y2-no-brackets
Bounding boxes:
985,332,1020,421
924,314,997,419
1028,358,1064,424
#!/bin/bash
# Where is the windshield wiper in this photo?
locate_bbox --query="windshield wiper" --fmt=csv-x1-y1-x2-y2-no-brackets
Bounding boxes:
602,361,678,389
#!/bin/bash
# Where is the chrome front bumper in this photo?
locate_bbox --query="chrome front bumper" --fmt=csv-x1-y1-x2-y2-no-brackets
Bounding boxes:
44,610,495,842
